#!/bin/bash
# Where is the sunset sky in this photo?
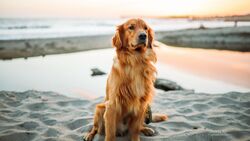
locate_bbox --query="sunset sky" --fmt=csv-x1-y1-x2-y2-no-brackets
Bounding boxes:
1,0,250,18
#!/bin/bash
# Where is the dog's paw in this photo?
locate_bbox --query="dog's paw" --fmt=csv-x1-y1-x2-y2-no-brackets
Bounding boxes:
152,113,168,122
141,127,155,136
83,133,95,141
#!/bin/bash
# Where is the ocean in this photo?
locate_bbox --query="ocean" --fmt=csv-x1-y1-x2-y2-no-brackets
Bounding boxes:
1,18,250,40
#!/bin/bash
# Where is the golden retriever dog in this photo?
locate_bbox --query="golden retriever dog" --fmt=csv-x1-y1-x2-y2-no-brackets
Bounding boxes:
84,18,167,141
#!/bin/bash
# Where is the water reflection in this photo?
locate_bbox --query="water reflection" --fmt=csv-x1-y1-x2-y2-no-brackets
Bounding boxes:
155,42,250,89
0,47,249,99
0,49,114,99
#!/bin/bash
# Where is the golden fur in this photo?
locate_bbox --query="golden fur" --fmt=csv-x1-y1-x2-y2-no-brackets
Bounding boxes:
84,18,167,141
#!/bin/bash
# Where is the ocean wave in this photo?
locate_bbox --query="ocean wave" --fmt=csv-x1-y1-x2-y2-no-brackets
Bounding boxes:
1,18,250,40
2,25,51,30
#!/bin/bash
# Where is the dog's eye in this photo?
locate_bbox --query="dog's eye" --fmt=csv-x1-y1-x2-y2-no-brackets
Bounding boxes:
129,25,134,30
144,26,148,30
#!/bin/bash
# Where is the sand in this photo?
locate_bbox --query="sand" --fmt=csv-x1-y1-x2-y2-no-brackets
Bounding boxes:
0,35,112,60
0,90,250,141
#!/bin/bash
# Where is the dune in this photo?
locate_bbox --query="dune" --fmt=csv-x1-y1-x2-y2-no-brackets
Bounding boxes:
0,89,249,141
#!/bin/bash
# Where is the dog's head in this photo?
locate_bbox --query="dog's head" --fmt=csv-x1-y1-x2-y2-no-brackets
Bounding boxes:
112,18,154,52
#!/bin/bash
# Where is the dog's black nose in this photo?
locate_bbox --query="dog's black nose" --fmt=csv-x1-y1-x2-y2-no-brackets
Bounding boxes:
139,33,147,41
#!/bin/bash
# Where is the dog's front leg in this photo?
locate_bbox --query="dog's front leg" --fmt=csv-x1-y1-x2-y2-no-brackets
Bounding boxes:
84,103,106,141
130,104,147,141
104,102,117,141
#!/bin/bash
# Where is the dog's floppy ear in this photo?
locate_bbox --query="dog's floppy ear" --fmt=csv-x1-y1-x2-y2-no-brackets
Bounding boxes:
112,25,124,49
148,27,154,48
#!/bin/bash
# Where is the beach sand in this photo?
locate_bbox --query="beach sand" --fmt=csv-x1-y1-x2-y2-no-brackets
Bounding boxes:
0,35,112,60
0,90,250,141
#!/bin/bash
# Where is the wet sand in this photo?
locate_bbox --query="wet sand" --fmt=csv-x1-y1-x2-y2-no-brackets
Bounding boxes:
156,26,250,51
0,35,112,60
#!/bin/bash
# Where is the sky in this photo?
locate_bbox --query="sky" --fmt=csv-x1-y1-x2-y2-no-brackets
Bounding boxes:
1,0,250,18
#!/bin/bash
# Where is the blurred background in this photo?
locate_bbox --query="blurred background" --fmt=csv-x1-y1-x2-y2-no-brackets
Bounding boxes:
0,0,250,99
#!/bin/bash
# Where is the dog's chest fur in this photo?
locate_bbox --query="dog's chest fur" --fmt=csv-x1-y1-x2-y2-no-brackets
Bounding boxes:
124,64,146,98
112,51,156,114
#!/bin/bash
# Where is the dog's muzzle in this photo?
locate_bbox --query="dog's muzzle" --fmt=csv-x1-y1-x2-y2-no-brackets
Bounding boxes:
138,33,147,44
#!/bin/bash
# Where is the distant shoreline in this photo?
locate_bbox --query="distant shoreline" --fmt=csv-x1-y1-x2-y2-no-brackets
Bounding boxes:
1,26,250,60
156,13,250,21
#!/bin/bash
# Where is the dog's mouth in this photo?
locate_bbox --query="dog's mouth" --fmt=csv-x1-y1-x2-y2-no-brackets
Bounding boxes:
135,44,147,52
137,42,146,46
132,43,146,49
131,42,147,52
135,47,142,51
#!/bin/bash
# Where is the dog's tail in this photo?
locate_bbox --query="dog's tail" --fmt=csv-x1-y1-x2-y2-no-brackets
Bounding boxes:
152,113,168,123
